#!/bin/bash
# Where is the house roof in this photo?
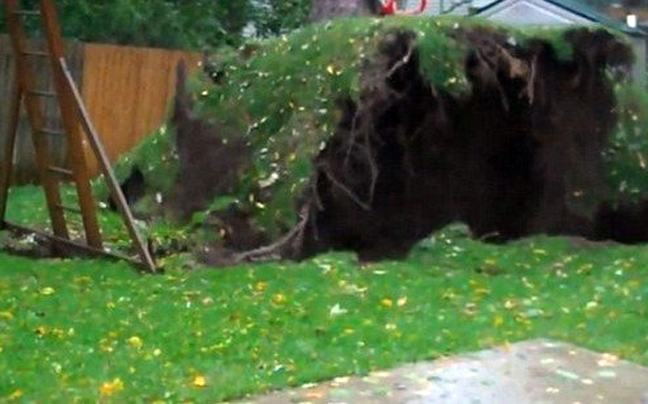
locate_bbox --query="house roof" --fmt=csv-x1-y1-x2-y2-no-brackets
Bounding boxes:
474,0,646,36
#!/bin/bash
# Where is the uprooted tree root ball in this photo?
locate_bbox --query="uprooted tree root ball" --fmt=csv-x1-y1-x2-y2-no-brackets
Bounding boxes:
275,27,633,262
117,18,648,266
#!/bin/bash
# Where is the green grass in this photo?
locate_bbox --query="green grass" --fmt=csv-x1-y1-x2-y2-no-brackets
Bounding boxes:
3,185,196,260
2,17,648,401
1,228,647,401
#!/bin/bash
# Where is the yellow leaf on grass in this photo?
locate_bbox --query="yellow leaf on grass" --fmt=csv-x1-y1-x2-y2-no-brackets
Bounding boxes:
397,297,408,307
39,287,55,296
493,315,504,327
127,336,143,349
99,378,124,396
272,294,286,304
380,298,393,308
8,389,23,400
255,282,268,292
193,375,208,388
0,311,13,320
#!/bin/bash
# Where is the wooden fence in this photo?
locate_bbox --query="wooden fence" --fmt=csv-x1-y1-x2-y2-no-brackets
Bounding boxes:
0,34,201,183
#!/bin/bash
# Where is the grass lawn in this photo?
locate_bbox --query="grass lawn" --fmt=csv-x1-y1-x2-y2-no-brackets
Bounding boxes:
2,16,648,402
1,226,647,401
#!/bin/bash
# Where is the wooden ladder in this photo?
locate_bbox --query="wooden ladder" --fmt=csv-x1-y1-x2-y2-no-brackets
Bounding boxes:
0,0,157,272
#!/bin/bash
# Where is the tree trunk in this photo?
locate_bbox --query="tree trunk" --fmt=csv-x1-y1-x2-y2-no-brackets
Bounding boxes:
309,0,381,22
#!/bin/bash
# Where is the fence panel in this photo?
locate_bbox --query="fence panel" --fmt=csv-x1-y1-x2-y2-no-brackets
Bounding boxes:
81,43,201,176
1,35,201,182
0,34,83,183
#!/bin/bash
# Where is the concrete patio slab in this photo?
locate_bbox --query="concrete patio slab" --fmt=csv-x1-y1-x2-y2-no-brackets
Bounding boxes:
236,339,648,403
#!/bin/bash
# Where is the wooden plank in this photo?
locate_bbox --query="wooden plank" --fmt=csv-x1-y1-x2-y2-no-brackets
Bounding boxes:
60,58,157,273
2,220,151,271
40,0,102,249
0,81,21,225
4,0,68,239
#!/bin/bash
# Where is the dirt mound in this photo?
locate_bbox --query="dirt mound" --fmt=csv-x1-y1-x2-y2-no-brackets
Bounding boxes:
171,60,251,220
121,19,644,265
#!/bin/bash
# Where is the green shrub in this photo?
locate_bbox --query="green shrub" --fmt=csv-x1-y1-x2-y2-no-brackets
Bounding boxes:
0,0,310,49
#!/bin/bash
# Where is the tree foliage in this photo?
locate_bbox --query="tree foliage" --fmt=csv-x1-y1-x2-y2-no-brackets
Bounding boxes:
0,0,312,49
253,0,312,37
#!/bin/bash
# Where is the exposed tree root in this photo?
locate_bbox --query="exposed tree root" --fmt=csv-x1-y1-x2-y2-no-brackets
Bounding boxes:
233,205,311,263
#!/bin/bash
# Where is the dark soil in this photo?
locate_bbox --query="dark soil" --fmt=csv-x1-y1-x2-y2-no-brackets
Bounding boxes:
108,166,146,211
169,26,648,265
171,60,251,221
294,27,634,261
594,200,648,244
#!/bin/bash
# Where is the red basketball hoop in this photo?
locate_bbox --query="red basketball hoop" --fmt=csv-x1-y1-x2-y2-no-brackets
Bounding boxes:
380,0,428,15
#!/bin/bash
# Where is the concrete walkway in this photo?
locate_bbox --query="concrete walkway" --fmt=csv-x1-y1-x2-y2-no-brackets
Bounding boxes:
237,339,648,403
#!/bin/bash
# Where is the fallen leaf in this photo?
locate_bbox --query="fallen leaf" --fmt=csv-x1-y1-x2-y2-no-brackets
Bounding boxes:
0,311,13,320
381,298,393,308
8,389,23,400
555,369,580,380
99,378,124,396
597,370,617,378
254,282,268,292
329,304,347,317
305,389,326,399
127,336,143,349
193,375,208,388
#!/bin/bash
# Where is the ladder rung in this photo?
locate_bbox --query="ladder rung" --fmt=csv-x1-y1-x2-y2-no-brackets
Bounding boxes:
56,204,82,214
11,10,41,16
28,90,57,98
21,50,50,57
38,128,66,136
48,166,74,177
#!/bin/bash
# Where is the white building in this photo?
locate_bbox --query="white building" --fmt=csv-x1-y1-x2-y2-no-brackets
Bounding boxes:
404,0,647,84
